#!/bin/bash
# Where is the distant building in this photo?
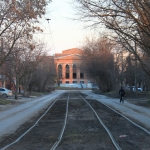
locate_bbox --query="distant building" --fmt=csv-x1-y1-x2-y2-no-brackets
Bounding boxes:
54,48,91,88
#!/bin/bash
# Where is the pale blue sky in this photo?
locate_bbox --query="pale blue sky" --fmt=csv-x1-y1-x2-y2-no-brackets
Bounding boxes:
36,0,96,54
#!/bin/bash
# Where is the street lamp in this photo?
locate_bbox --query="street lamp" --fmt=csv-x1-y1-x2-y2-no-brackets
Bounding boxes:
46,18,51,23
134,35,138,98
46,18,55,53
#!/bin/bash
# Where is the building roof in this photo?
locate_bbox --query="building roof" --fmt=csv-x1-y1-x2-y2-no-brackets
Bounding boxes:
55,48,83,57
54,54,82,60
54,48,83,59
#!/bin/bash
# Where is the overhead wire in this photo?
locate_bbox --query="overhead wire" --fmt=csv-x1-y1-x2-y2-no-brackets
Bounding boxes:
46,19,56,55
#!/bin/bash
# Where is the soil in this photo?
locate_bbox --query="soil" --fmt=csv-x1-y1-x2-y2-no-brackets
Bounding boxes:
0,93,150,150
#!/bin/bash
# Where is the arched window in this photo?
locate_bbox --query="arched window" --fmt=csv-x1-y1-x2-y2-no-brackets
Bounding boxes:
58,64,62,78
73,64,76,73
66,64,70,79
80,64,84,79
73,64,77,79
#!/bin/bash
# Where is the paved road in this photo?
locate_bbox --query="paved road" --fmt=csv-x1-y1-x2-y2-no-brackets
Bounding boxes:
0,91,65,138
0,90,150,139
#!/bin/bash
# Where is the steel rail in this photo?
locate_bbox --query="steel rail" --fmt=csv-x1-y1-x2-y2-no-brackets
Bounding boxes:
50,93,70,150
1,95,62,150
97,100,150,135
79,94,122,150
3,92,149,150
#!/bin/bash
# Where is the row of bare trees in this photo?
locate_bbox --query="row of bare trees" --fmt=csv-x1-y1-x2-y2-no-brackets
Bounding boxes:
74,0,150,92
0,0,56,99
0,0,52,65
81,36,150,92
81,37,115,92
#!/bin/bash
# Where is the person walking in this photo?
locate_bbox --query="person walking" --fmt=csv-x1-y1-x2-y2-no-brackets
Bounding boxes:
119,87,125,103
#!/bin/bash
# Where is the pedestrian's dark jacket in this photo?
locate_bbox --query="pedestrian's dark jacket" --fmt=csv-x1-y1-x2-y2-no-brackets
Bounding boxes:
119,88,125,96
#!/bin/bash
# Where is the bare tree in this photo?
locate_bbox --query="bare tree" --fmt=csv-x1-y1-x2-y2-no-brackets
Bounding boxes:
73,0,150,76
81,36,116,92
0,0,52,66
5,39,47,99
29,56,56,93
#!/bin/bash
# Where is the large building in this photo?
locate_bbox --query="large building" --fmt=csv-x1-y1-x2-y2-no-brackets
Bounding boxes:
54,48,90,88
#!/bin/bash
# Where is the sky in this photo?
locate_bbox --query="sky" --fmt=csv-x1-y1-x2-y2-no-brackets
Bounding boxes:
35,0,96,55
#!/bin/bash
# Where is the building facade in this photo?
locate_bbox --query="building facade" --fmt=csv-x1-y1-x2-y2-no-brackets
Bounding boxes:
54,48,89,87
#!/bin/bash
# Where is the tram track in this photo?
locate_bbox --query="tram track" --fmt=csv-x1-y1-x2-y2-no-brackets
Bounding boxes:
0,92,150,150
82,95,150,150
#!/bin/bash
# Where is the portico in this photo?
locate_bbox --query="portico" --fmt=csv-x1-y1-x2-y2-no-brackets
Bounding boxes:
54,48,88,85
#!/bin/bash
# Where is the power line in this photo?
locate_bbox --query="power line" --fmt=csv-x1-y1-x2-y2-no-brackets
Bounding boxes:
46,19,56,54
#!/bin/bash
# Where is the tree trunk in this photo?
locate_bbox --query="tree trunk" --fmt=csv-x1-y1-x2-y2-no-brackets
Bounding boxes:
14,77,19,99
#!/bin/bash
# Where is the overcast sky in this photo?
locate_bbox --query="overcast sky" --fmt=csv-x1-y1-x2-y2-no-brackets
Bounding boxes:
35,0,96,55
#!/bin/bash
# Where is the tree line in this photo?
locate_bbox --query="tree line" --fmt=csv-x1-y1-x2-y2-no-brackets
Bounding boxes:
0,0,56,99
1,0,150,97
74,0,150,92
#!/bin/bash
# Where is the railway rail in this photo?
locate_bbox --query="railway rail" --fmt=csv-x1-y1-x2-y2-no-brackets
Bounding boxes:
1,92,150,150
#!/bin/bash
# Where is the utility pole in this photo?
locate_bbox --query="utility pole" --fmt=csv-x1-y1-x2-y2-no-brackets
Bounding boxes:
46,18,55,53
134,37,137,98
121,48,124,86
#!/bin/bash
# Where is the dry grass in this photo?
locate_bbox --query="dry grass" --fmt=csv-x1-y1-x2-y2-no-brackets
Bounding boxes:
0,99,14,105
